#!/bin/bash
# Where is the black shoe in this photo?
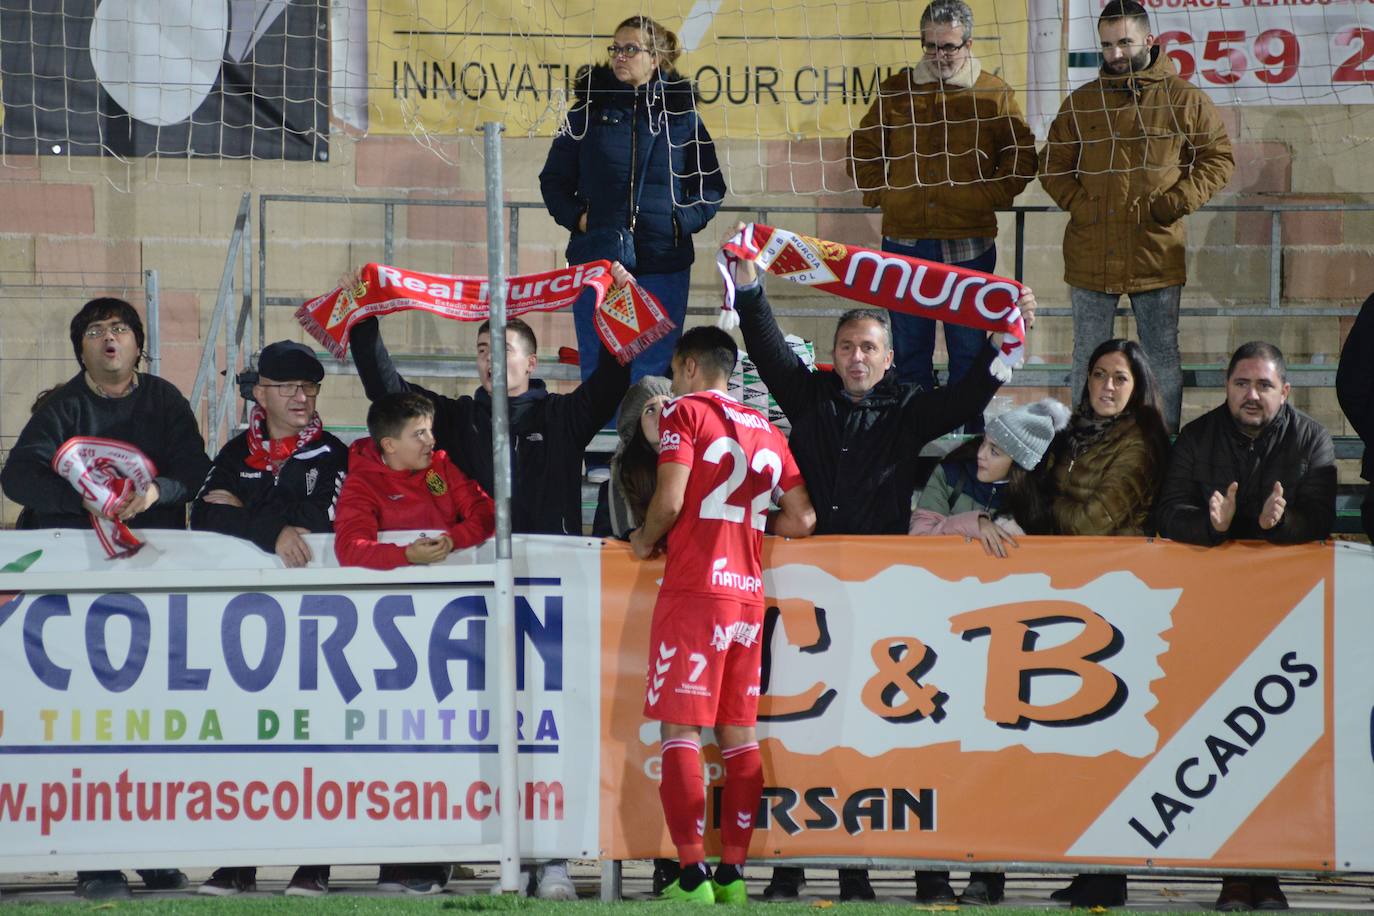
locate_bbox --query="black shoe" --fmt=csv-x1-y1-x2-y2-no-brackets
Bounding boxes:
763,867,806,901
199,867,257,896
1251,877,1288,911
1216,878,1254,912
76,871,132,900
652,859,681,896
137,868,189,891
916,871,957,904
1067,874,1127,908
960,872,1005,905
839,869,876,902
1050,875,1087,902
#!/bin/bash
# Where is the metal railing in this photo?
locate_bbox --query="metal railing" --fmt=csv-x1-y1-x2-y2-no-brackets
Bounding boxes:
189,191,255,454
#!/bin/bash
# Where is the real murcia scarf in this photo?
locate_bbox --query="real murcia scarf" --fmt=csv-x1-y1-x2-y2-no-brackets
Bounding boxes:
51,436,158,559
296,261,672,364
244,404,323,478
716,223,1028,380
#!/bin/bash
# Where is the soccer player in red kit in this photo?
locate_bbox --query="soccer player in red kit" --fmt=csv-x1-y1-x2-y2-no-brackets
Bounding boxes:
630,326,816,904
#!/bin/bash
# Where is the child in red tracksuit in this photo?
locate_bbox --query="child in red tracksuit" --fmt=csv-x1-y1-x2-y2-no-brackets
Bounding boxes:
334,391,494,570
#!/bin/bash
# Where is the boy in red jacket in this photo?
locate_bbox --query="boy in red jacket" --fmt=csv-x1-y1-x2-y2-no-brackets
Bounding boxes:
334,391,495,569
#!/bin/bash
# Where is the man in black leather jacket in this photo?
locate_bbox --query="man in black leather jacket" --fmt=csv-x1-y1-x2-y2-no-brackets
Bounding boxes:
1156,341,1334,913
1336,292,1374,540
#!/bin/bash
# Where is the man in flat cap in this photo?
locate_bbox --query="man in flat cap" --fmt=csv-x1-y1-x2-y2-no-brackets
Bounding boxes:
191,340,348,569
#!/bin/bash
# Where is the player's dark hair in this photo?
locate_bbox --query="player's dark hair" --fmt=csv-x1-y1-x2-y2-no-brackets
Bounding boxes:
477,317,538,356
674,326,738,380
1098,0,1150,30
367,391,434,443
1227,341,1287,383
70,297,145,368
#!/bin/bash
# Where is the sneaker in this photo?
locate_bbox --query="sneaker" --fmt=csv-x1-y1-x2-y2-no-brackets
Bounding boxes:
839,869,876,902
536,861,577,901
378,864,448,895
76,871,131,900
285,866,330,897
916,871,958,904
711,877,749,905
199,867,257,896
959,873,1005,906
763,867,806,901
660,876,716,904
137,868,189,891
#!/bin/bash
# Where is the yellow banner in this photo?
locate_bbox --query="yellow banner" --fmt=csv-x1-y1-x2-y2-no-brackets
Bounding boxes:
366,0,1031,137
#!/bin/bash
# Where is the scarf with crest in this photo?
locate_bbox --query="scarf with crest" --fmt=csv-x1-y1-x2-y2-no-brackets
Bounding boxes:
51,437,157,559
244,403,323,478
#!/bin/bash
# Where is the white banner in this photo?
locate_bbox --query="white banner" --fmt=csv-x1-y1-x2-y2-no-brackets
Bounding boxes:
0,533,600,871
1065,0,1374,105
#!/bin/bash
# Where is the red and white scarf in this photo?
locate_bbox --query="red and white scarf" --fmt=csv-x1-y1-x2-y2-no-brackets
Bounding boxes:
244,404,323,478
717,223,1027,380
296,261,672,364
51,437,158,559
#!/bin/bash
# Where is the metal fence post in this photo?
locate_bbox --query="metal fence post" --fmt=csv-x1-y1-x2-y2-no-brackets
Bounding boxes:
145,269,161,377
483,121,522,895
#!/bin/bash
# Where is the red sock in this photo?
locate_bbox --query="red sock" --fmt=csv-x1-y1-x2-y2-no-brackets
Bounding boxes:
719,741,763,865
659,737,706,866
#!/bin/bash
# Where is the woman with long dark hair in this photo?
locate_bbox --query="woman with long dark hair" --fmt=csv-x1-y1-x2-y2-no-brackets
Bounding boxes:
608,375,672,536
1050,338,1172,537
1045,339,1172,909
540,15,725,382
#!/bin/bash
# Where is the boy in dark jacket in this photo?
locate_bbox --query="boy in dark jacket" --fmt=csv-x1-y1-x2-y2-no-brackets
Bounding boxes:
334,391,494,570
349,304,629,536
191,340,347,568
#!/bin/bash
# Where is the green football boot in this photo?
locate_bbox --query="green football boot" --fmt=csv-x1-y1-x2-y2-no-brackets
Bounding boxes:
659,877,716,904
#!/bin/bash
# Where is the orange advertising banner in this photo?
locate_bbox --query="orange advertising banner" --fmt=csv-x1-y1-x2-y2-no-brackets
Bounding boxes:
599,536,1340,870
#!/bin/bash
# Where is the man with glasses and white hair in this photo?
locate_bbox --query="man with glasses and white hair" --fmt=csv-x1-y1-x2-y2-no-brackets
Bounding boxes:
2,296,209,535
191,340,348,572
847,0,1036,432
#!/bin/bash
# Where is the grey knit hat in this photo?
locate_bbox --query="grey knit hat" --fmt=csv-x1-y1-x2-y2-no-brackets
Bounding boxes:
984,397,1071,470
615,375,673,448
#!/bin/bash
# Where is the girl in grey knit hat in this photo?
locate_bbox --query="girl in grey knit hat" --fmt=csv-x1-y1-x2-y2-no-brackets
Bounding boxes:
608,376,673,537
912,397,1069,557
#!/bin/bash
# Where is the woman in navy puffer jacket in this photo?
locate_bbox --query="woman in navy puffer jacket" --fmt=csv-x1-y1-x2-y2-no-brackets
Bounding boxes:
540,15,726,382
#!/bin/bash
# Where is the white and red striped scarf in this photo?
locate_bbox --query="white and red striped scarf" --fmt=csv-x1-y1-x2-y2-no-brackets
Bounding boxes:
717,223,1027,380
296,261,672,364
51,437,158,559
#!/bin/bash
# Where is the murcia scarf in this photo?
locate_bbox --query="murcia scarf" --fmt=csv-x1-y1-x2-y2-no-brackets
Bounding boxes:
717,223,1027,380
244,403,323,478
51,436,158,559
296,261,672,364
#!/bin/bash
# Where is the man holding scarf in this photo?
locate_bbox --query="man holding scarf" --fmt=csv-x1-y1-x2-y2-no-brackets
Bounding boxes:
723,227,1032,904
847,0,1035,428
2,296,209,533
191,340,348,570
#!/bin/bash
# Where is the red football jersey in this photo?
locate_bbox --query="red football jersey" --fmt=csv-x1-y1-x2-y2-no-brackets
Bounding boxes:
656,390,804,604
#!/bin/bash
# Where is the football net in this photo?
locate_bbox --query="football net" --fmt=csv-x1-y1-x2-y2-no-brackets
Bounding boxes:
1,0,1371,194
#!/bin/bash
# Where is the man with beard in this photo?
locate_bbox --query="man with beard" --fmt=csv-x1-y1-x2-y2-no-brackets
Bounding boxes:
1155,341,1334,912
848,0,1035,431
1041,0,1234,432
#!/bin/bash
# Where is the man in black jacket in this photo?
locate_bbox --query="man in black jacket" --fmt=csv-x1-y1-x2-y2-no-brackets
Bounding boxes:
0,296,201,899
1,297,209,533
191,341,347,568
348,312,629,537
1157,341,1335,549
727,234,1031,904
1336,292,1374,540
1156,341,1334,913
